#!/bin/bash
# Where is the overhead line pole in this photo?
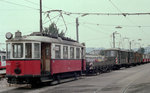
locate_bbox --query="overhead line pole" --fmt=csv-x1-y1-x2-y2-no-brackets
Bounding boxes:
40,0,42,32
130,41,131,50
113,32,115,48
76,18,79,42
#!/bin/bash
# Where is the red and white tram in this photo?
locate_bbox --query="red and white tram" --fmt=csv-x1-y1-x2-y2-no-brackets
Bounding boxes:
0,51,6,69
6,31,86,84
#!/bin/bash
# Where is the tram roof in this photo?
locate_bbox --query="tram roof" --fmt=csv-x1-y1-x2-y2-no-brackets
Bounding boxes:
6,35,84,47
104,48,121,51
104,48,133,52
0,51,6,53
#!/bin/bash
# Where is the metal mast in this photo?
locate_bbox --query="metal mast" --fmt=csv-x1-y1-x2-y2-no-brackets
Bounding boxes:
40,0,43,32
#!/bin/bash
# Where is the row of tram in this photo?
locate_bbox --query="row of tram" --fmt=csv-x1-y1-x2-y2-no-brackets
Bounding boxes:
5,31,86,85
0,51,6,69
4,31,150,86
86,48,149,74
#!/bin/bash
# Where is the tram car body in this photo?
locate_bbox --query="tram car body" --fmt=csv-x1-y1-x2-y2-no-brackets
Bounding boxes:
128,51,135,65
143,54,150,63
104,49,122,69
0,51,6,69
6,31,86,84
86,54,105,74
133,52,143,65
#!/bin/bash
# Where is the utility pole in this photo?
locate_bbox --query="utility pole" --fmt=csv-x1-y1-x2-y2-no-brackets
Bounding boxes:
129,41,131,50
76,18,79,42
40,0,43,33
113,32,115,48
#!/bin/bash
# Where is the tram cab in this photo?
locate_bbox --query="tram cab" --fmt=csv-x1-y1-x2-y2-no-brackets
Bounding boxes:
5,31,86,84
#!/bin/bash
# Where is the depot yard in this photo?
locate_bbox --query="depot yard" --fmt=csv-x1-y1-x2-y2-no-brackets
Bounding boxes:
0,63,150,93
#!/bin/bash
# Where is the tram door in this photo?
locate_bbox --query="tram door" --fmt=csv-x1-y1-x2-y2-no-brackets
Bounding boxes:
81,47,85,71
41,43,51,72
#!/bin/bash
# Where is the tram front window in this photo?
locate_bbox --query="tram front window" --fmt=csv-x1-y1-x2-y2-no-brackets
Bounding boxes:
12,43,23,58
6,43,11,59
25,43,32,58
105,51,117,57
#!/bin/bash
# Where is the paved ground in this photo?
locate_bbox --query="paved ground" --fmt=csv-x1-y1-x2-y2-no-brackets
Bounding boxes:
1,63,150,93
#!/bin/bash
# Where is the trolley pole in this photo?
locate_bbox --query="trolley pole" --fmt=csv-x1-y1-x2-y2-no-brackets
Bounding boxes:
40,0,43,33
76,18,79,42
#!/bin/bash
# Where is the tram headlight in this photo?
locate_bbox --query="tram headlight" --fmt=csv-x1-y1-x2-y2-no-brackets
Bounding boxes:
14,68,21,74
14,62,21,74
6,32,13,39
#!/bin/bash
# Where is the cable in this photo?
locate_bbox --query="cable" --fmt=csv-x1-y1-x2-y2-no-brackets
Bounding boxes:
0,0,38,10
57,22,75,27
108,0,139,26
62,10,150,16
81,22,150,28
82,24,110,35
55,15,61,24
109,0,124,16
24,0,51,10
43,14,60,25
24,0,38,6
60,12,68,33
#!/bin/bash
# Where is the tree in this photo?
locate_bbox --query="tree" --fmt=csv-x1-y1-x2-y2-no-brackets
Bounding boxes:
43,23,65,37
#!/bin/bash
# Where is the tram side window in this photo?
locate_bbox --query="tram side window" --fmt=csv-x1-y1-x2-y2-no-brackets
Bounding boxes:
34,43,40,58
13,43,23,58
55,45,61,59
2,56,6,61
76,48,80,59
63,46,68,59
105,51,117,57
110,51,116,57
121,52,125,59
25,43,32,58
0,56,1,61
70,47,74,59
6,43,11,59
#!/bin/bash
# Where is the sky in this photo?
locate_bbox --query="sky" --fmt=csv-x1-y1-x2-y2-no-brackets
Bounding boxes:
0,0,150,50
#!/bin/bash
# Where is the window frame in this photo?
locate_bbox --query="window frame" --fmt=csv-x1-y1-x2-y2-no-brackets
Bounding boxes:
25,43,32,59
55,45,61,59
63,46,68,59
2,56,6,61
33,43,41,59
12,43,24,58
76,47,80,59
6,42,41,59
70,47,74,59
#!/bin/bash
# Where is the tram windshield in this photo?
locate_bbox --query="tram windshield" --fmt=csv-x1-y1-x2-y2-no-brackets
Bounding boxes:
6,42,41,59
105,50,117,57
12,43,23,58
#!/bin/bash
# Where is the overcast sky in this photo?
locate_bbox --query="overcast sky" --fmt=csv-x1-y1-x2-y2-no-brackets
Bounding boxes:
0,0,150,50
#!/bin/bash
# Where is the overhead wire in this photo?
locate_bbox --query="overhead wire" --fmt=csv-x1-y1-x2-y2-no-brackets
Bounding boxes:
60,12,68,33
82,24,110,35
62,10,150,16
81,22,150,28
24,0,52,10
108,0,142,28
43,14,60,25
0,0,38,10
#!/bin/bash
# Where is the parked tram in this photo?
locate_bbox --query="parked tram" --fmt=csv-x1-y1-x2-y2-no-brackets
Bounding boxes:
5,31,86,85
5,31,150,86
0,51,6,69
